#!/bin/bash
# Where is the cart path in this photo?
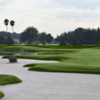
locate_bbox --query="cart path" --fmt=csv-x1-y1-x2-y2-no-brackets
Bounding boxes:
0,56,100,100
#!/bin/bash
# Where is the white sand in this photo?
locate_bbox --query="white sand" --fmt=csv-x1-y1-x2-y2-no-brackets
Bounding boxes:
0,56,100,100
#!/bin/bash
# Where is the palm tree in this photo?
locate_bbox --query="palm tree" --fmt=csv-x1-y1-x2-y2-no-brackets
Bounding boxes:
4,19,9,32
10,20,15,33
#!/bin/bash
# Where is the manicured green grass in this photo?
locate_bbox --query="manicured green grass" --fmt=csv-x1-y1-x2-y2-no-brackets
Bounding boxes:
0,44,98,51
0,91,4,99
0,74,22,99
3,54,71,61
0,74,22,85
2,45,100,74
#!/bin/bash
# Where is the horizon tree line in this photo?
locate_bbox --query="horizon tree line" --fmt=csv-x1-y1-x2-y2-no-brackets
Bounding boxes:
0,34,14,45
55,27,100,46
2,19,100,46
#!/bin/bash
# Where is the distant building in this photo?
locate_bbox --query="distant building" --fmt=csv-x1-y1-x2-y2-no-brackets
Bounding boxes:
13,38,20,44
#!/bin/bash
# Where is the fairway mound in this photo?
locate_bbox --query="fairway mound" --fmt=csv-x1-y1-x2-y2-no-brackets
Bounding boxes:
0,91,4,99
0,74,22,85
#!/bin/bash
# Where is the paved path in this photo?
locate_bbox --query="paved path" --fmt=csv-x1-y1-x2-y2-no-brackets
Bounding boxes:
0,56,100,100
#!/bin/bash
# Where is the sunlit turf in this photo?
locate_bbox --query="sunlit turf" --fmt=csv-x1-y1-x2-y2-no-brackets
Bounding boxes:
0,74,22,99
0,91,4,99
0,74,22,85
3,54,71,61
0,44,98,51
3,46,100,74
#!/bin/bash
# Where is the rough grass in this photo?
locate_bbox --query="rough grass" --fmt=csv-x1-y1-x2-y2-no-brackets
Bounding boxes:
2,45,100,74
3,54,71,62
0,44,97,52
0,74,22,85
0,91,4,99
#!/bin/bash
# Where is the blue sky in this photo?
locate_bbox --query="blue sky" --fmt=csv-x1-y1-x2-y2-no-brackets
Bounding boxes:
1,0,100,38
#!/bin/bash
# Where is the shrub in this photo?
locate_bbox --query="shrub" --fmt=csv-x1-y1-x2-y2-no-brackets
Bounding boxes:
59,41,66,45
9,56,17,63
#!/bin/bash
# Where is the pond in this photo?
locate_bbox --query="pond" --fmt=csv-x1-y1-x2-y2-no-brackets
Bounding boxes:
0,50,73,55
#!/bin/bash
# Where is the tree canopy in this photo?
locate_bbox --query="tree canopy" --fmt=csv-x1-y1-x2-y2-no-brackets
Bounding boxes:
20,26,39,44
55,27,100,46
46,34,53,45
6,34,14,45
0,35,6,44
39,32,47,45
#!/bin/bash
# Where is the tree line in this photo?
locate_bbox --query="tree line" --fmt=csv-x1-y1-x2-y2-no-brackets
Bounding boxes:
0,19,17,45
2,18,100,46
0,34,14,45
20,27,53,45
21,27,100,46
0,31,20,39
2,19,54,45
55,27,100,45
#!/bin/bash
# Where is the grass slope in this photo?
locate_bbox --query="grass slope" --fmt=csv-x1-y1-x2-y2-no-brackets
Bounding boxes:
0,44,98,52
0,74,22,99
0,91,4,99
2,45,100,74
0,74,22,85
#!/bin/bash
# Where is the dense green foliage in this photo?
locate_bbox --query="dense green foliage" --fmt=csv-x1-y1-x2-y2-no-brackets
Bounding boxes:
55,27,100,45
59,41,66,45
39,33,53,45
0,35,6,44
0,74,22,85
46,34,53,45
6,34,14,45
0,91,4,99
20,27,39,44
0,31,20,39
39,32,47,45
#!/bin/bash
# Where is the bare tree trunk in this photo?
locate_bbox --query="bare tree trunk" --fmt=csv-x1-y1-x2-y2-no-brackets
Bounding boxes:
6,25,7,32
12,26,13,33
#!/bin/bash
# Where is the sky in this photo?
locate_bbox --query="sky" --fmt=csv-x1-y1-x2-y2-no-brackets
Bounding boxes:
1,0,100,38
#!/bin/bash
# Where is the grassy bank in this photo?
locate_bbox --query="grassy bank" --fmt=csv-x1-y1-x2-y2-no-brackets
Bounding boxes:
2,45,100,74
0,91,4,99
0,74,22,85
0,74,22,99
0,44,98,51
